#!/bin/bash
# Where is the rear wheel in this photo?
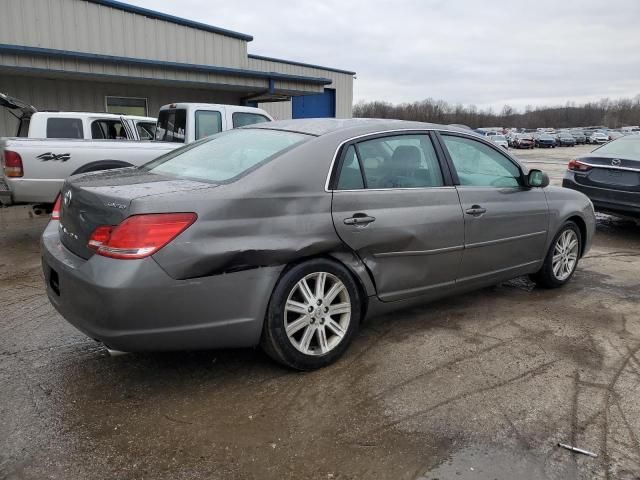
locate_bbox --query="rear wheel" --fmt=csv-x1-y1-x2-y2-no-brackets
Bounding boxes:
531,221,581,288
261,258,361,370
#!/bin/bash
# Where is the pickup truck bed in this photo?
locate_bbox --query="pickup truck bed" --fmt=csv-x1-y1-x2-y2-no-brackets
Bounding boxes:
1,138,178,205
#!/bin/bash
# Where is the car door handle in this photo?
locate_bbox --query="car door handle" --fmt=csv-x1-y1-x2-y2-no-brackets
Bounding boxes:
465,205,487,216
344,214,376,226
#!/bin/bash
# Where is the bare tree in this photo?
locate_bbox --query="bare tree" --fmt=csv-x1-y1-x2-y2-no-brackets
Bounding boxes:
353,95,640,129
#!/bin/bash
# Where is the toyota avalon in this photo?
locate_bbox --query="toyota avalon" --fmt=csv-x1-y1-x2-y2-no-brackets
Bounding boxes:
42,119,595,370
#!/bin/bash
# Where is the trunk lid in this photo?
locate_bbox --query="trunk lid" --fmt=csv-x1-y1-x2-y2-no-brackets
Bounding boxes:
58,168,213,259
574,155,640,192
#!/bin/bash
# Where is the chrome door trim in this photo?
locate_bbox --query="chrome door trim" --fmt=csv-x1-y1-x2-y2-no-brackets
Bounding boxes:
324,128,506,192
373,245,464,258
465,230,547,249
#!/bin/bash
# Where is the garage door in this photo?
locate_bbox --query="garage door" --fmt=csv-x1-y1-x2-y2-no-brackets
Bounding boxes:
292,89,336,118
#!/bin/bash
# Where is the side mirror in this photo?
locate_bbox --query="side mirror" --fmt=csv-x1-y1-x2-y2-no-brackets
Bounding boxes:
527,169,550,188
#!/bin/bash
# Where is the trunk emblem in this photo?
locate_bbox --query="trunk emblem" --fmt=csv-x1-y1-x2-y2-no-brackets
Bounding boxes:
611,158,621,166
63,189,72,207
106,202,127,209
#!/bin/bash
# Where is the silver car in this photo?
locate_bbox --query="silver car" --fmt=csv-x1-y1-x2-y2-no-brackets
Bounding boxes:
42,119,596,370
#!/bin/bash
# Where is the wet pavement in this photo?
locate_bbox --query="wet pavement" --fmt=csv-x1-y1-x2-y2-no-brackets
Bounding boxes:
1,145,639,479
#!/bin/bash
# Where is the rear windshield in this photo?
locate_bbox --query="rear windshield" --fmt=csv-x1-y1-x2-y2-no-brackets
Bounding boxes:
46,118,84,139
143,128,310,183
155,109,186,143
593,136,640,161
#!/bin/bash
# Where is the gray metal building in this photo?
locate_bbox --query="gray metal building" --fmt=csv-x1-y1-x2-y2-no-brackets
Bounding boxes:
0,0,355,137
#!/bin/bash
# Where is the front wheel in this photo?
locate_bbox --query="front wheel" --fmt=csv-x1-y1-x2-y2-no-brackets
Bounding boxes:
531,222,581,288
261,259,361,370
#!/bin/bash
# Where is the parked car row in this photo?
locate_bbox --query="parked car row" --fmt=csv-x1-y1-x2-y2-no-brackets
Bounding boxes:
480,125,639,150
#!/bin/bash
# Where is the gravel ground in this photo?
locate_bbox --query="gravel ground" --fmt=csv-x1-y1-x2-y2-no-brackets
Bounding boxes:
1,145,639,480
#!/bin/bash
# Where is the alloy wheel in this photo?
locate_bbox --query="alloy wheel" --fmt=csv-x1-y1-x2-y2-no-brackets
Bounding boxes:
552,229,579,281
284,272,351,356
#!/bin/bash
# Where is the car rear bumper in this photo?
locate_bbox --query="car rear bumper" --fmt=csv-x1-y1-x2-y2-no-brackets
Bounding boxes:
563,174,640,217
41,221,283,352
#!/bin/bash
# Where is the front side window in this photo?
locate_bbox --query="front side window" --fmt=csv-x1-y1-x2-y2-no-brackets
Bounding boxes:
232,112,270,128
155,109,187,143
46,118,84,139
195,110,223,140
442,135,521,188
91,120,127,139
351,134,444,189
144,128,309,184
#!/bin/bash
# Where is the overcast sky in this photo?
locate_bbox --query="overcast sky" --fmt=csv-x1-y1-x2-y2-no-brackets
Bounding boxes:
128,0,640,111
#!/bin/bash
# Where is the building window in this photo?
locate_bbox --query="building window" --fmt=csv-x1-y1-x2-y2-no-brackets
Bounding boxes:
105,96,148,116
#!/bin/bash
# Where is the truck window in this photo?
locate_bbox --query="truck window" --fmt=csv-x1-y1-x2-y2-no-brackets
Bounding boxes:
156,109,187,143
91,120,127,139
46,118,84,139
17,118,30,137
195,110,222,140
232,112,270,128
136,122,156,140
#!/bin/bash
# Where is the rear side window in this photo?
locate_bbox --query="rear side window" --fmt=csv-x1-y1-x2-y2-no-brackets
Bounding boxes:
136,122,156,140
195,110,222,140
442,135,521,187
336,146,365,190
144,129,309,184
90,120,127,139
46,118,84,139
232,112,270,128
155,109,186,143
336,134,444,189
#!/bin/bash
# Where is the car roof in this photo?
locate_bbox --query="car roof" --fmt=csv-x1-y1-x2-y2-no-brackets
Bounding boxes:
247,117,472,137
35,111,155,121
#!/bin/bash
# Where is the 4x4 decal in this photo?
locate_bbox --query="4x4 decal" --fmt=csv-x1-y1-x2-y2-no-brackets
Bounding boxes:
37,152,71,162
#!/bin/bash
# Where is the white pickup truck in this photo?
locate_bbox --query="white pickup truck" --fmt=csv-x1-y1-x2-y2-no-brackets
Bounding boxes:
0,101,273,206
0,92,157,141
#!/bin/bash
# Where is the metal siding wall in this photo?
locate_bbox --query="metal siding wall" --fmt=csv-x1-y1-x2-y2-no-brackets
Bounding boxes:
0,74,245,137
258,101,292,121
0,0,248,67
1,53,269,90
248,57,353,118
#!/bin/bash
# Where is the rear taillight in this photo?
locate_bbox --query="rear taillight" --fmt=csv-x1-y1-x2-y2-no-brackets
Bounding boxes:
88,213,196,259
568,159,592,172
3,150,23,177
51,194,62,220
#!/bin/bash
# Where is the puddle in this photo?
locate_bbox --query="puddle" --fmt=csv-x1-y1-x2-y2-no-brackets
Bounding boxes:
419,445,550,480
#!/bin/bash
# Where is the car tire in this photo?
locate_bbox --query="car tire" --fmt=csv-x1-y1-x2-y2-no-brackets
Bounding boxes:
261,258,361,370
531,221,582,289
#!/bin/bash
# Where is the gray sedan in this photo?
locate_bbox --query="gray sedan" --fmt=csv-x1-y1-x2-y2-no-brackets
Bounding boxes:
42,119,596,370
